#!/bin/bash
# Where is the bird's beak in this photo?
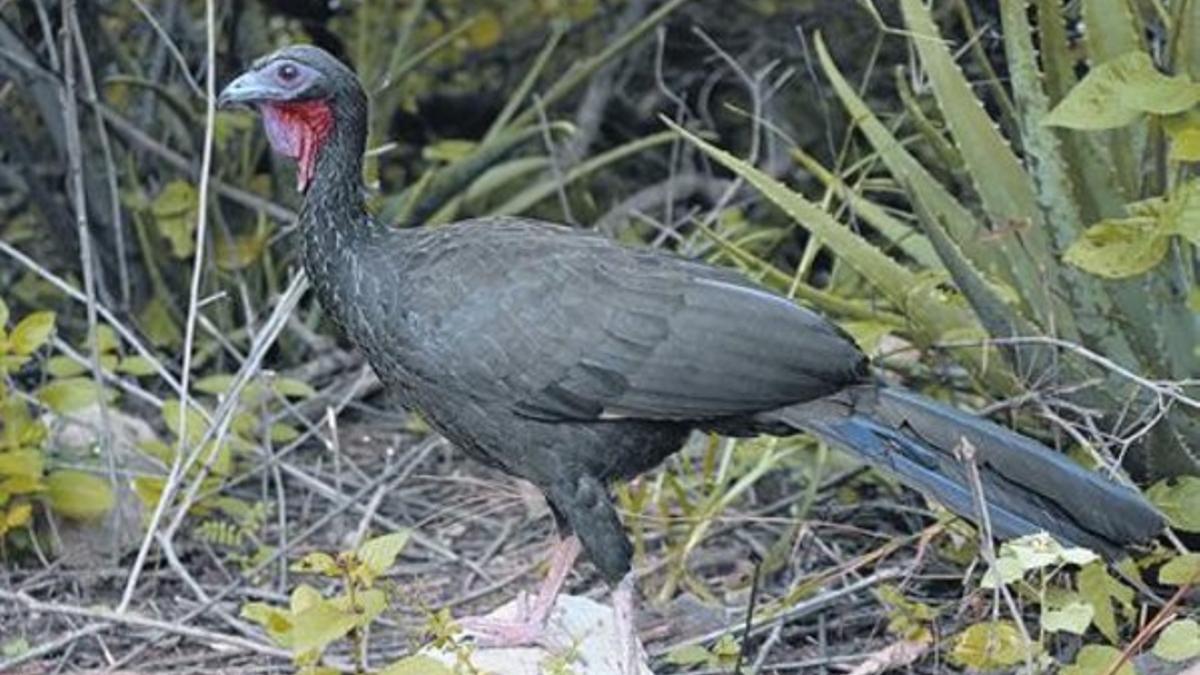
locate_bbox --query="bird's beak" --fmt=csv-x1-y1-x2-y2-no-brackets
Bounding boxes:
217,71,279,109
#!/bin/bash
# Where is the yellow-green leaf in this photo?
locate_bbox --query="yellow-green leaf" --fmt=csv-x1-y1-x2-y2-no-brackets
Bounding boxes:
1062,644,1134,675
1165,111,1200,161
0,297,8,328
1063,218,1170,278
1147,476,1200,532
132,475,165,509
1151,619,1200,662
5,501,32,529
117,356,157,377
1078,561,1132,643
139,296,181,349
948,621,1033,670
269,423,299,443
195,374,236,396
36,378,105,413
378,656,455,675
291,552,340,576
0,450,44,478
151,180,199,258
467,10,503,49
162,398,209,446
90,325,119,354
665,644,712,666
1159,553,1200,585
290,584,324,614
272,377,316,399
1045,51,1200,129
9,311,55,355
46,356,87,378
241,602,293,642
288,597,359,654
356,530,410,577
1042,601,1094,635
331,588,386,627
46,470,114,520
215,231,269,271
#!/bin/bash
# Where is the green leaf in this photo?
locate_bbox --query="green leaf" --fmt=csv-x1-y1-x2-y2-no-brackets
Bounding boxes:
0,297,8,328
269,423,299,443
665,644,712,666
1164,179,1200,246
1045,51,1200,129
291,552,340,576
1078,561,1133,643
9,311,55,355
1151,619,1200,662
981,555,1025,589
139,296,181,349
1159,553,1200,585
46,470,114,520
1147,476,1200,532
1062,644,1134,675
5,501,32,529
0,450,44,479
1165,111,1200,161
116,356,157,377
241,602,293,643
36,377,105,413
356,530,410,577
1063,218,1170,278
331,588,386,627
948,621,1033,670
290,584,324,614
1006,533,1065,571
45,356,87,378
151,180,199,258
272,377,317,399
287,596,359,654
91,325,119,354
1042,601,1094,635
162,398,209,446
377,656,455,675
194,374,236,396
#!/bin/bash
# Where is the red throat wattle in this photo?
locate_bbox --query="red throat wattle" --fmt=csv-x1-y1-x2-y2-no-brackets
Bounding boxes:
260,100,334,192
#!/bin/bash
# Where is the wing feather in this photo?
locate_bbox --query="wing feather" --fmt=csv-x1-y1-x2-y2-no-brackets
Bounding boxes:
406,218,866,422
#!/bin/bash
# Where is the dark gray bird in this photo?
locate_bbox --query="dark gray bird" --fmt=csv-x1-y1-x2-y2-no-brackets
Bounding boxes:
218,45,1164,672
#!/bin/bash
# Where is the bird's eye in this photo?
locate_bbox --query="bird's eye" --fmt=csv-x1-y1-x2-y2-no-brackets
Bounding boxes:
277,63,300,83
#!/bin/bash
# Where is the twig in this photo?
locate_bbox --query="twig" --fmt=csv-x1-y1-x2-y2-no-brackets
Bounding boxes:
0,589,292,661
117,0,218,613
956,438,1035,668
59,0,120,564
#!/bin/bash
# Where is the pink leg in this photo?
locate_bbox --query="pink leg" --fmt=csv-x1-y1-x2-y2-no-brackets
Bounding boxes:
612,571,643,675
458,535,582,648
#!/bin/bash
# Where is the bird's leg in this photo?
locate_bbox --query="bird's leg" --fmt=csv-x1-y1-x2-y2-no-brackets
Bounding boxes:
458,535,582,648
612,570,644,675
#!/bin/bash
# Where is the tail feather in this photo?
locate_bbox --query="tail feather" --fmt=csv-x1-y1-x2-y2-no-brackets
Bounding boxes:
773,386,1164,557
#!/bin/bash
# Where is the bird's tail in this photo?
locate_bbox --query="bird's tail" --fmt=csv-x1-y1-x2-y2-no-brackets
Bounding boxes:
770,385,1163,557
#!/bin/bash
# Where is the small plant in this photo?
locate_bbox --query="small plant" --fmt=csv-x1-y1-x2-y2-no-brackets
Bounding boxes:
241,530,458,674
0,298,116,551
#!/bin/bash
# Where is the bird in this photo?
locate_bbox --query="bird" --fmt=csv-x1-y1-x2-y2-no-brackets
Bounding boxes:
218,45,1164,673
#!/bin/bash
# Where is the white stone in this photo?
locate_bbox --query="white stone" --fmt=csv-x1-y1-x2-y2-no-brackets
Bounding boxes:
421,594,653,675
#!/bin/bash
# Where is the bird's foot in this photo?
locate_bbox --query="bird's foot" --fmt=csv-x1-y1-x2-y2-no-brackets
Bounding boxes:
457,599,560,650
613,571,645,675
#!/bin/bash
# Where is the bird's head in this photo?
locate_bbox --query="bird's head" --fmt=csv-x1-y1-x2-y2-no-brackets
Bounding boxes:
218,45,366,193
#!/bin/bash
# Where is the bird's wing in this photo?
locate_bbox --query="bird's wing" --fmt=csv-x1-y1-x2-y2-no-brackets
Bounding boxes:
406,218,866,422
